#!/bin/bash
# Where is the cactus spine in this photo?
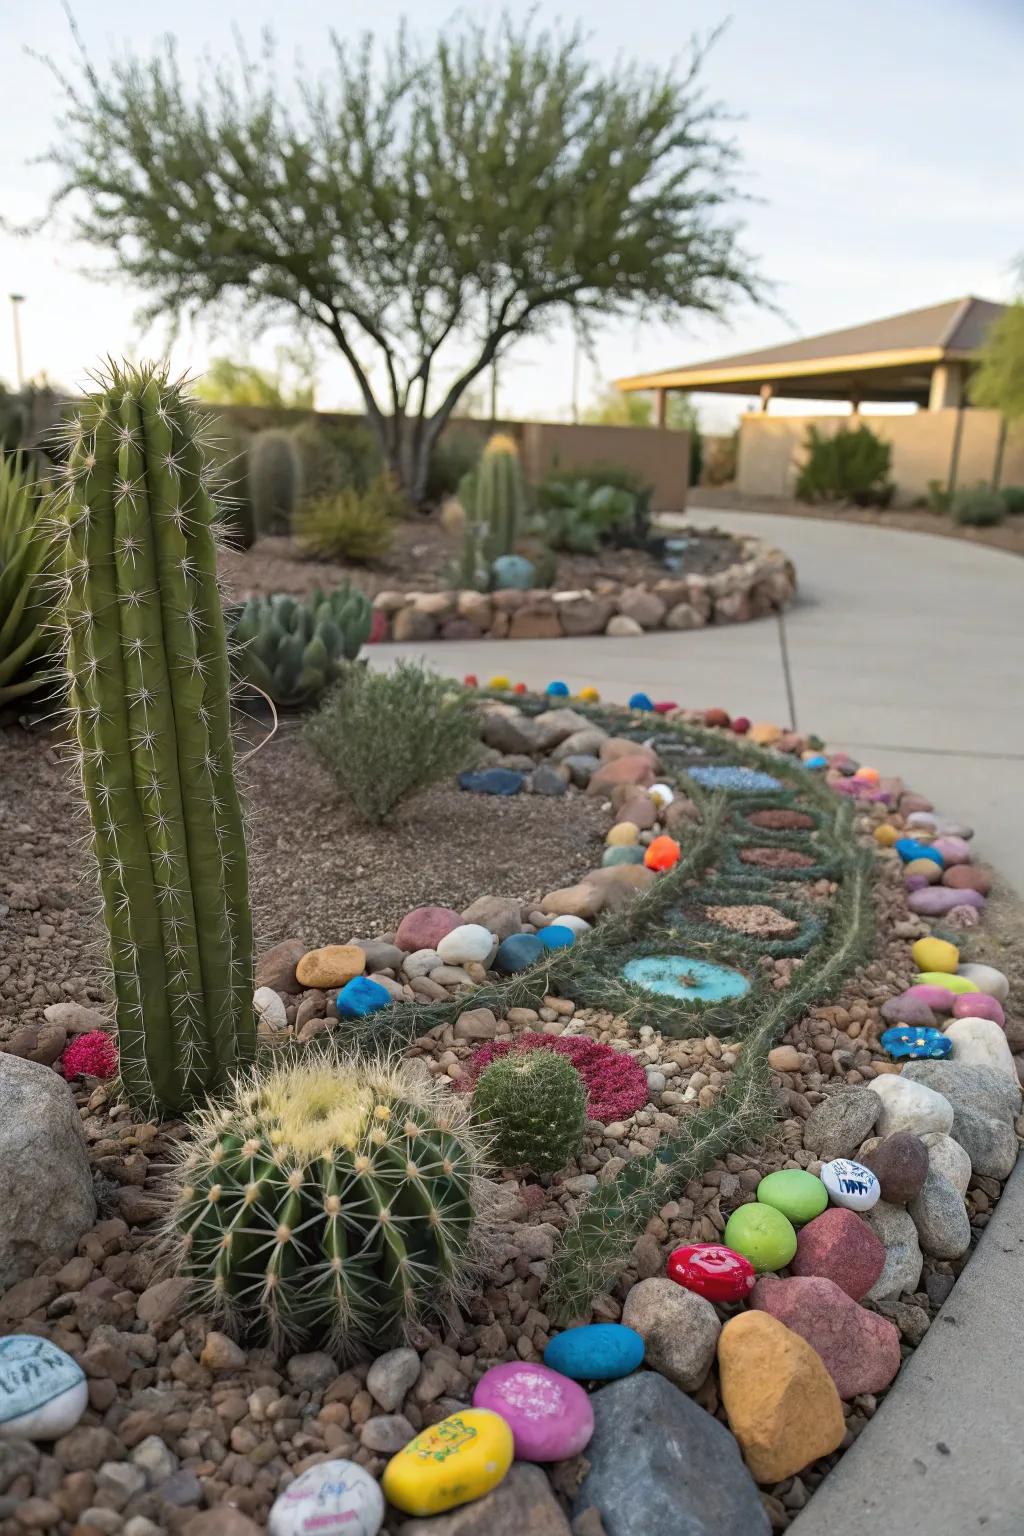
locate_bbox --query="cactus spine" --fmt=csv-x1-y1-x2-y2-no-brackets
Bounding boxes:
171,1052,482,1352
55,361,254,1115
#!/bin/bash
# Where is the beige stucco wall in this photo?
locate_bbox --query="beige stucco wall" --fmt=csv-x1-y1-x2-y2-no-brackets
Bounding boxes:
520,421,688,511
737,408,1024,502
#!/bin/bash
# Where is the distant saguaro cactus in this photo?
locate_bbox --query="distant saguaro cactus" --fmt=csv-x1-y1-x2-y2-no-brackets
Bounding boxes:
54,361,254,1115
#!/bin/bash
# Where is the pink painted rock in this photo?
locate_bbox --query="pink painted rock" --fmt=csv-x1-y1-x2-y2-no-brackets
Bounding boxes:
907,887,986,917
666,1243,757,1303
952,992,1005,1027
900,793,934,815
932,836,971,866
880,995,937,1027
472,1362,594,1461
942,865,992,895
586,755,657,797
902,985,957,1014
750,1274,901,1400
791,1208,886,1301
395,905,462,952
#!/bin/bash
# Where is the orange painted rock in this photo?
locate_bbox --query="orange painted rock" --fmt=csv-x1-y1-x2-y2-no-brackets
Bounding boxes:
644,836,680,872
295,945,366,989
748,722,782,747
717,1311,845,1483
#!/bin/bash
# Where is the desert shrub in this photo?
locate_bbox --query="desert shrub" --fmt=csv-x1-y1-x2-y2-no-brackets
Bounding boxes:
926,479,952,514
951,485,1006,526
305,659,481,822
292,418,383,500
795,424,893,506
294,474,401,561
473,1049,587,1174
538,473,651,551
425,430,481,503
999,484,1024,516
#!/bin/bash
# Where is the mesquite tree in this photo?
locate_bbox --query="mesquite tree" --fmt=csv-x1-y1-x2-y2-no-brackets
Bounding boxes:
38,16,762,503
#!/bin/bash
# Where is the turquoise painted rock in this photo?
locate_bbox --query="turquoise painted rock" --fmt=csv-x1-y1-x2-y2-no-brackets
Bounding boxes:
756,1169,829,1225
0,1336,88,1440
491,554,536,590
494,934,545,973
602,846,646,868
544,1324,645,1381
622,955,750,1003
335,975,392,1020
536,925,576,951
723,1203,798,1272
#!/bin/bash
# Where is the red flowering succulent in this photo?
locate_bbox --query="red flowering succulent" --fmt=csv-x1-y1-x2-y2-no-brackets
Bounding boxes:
60,1031,118,1082
468,1033,648,1122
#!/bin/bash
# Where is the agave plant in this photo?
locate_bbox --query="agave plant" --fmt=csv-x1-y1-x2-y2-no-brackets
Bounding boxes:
0,449,56,708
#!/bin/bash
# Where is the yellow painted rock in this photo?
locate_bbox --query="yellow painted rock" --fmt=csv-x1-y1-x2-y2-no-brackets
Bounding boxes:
914,971,979,995
718,1311,845,1483
295,944,366,990
874,825,898,848
904,857,943,884
488,675,510,691
578,686,600,702
912,937,959,974
606,821,640,848
382,1408,514,1516
748,722,782,747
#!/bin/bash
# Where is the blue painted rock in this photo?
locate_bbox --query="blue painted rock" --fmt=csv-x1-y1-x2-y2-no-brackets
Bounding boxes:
458,768,525,796
894,838,943,866
536,925,576,951
545,681,570,697
494,934,545,973
601,846,646,868
820,1158,881,1212
335,976,393,1021
689,765,782,792
803,754,829,769
628,692,654,711
544,1324,645,1381
881,1024,953,1060
0,1337,88,1441
472,1362,594,1461
622,955,749,1003
268,1459,384,1536
491,554,536,590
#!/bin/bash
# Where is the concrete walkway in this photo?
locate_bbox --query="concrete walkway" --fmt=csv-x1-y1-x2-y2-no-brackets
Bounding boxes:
375,507,1024,888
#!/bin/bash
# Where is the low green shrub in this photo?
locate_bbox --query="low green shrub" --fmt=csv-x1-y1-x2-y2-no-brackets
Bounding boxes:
999,485,1024,516
294,475,401,562
926,478,952,514
473,1049,587,1174
951,485,1006,526
795,424,893,506
292,419,383,500
305,660,481,822
537,466,653,550
0,450,57,709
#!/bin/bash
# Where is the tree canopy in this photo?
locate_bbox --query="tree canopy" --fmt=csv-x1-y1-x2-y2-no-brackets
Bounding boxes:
193,355,316,411
37,14,762,501
970,299,1024,422
584,383,699,431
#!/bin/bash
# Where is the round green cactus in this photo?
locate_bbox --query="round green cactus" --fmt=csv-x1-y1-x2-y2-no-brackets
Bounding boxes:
473,1049,587,1175
171,1051,483,1352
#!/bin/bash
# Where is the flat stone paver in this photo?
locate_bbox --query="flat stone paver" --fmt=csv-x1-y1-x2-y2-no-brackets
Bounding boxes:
373,507,1024,888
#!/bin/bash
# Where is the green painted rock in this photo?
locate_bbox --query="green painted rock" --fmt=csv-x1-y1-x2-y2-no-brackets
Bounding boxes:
601,846,646,868
724,1203,798,1272
756,1169,829,1226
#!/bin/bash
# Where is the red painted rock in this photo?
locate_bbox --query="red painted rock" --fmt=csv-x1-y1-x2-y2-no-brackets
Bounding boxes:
861,1132,929,1205
951,992,1005,1027
395,905,462,952
942,865,992,895
731,716,751,734
653,700,677,714
586,756,657,797
750,1275,901,1400
666,1243,756,1303
791,1208,886,1301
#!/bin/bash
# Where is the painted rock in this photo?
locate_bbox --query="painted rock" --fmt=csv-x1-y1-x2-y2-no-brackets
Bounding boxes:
756,1170,829,1226
335,976,392,1020
578,686,600,703
545,681,570,697
914,971,979,996
951,992,1005,1027
956,963,1009,1002
648,782,675,807
488,675,510,690
643,835,680,871
296,944,366,989
723,1203,798,1272
536,925,576,950
732,715,751,733
382,1408,513,1516
704,708,730,727
395,906,462,952
894,838,943,866
901,984,957,1013
880,995,936,1028
268,1460,384,1536
437,924,496,966
881,1024,953,1060
874,824,899,847
908,887,986,917
606,821,640,847
622,955,749,1003
493,934,544,973
666,1243,756,1303
463,674,478,687
628,692,654,711
0,1337,88,1441
911,937,959,974
861,1132,930,1205
543,1324,645,1382
458,768,525,797
820,1159,881,1212
602,846,646,868
652,700,677,714
904,857,943,885
943,865,992,894
750,1275,901,1401
933,835,971,865
472,1362,594,1462
803,754,829,769
791,1208,886,1300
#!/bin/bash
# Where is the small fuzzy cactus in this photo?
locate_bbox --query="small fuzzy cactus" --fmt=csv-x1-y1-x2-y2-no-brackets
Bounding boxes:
53,360,254,1115
473,1048,587,1174
171,1051,483,1353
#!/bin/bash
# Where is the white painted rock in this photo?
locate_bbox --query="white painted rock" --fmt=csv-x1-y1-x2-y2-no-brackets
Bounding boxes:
550,915,591,936
944,1017,1018,1081
820,1158,881,1212
921,1132,972,1195
868,1075,954,1138
649,782,675,808
268,1459,384,1536
955,964,1009,1003
436,924,496,966
253,987,287,1031
0,1337,88,1440
402,949,442,979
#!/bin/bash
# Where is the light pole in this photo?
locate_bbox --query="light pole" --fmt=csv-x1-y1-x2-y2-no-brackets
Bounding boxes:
9,294,25,389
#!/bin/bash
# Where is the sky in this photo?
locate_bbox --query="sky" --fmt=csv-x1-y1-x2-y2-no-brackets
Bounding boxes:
1,0,1022,432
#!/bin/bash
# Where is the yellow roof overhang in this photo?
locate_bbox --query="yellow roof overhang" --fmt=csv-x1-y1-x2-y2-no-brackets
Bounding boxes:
617,347,974,395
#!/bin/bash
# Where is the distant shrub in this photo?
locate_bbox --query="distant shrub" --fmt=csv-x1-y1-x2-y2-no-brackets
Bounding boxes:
951,485,1006,527
537,463,653,550
294,475,402,562
926,478,952,514
425,431,481,503
305,660,481,822
999,485,1024,516
795,424,893,506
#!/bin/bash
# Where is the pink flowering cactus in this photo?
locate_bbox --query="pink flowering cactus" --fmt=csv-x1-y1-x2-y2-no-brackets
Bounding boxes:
60,1030,118,1082
468,1033,648,1122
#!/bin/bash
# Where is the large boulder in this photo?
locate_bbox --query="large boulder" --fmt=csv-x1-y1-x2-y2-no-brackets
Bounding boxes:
0,1055,96,1286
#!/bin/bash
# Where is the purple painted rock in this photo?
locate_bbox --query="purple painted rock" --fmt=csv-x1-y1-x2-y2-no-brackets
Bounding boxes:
861,1132,930,1205
905,875,930,893
932,836,971,866
902,985,957,1014
908,887,986,917
880,995,937,1028
943,865,992,895
395,906,462,953
791,1208,886,1301
951,992,1005,1027
750,1274,901,1399
472,1362,594,1461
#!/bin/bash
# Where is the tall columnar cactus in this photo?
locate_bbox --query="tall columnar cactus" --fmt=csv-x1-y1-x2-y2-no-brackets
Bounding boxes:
249,430,299,534
171,1052,482,1352
54,361,254,1115
460,433,530,564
